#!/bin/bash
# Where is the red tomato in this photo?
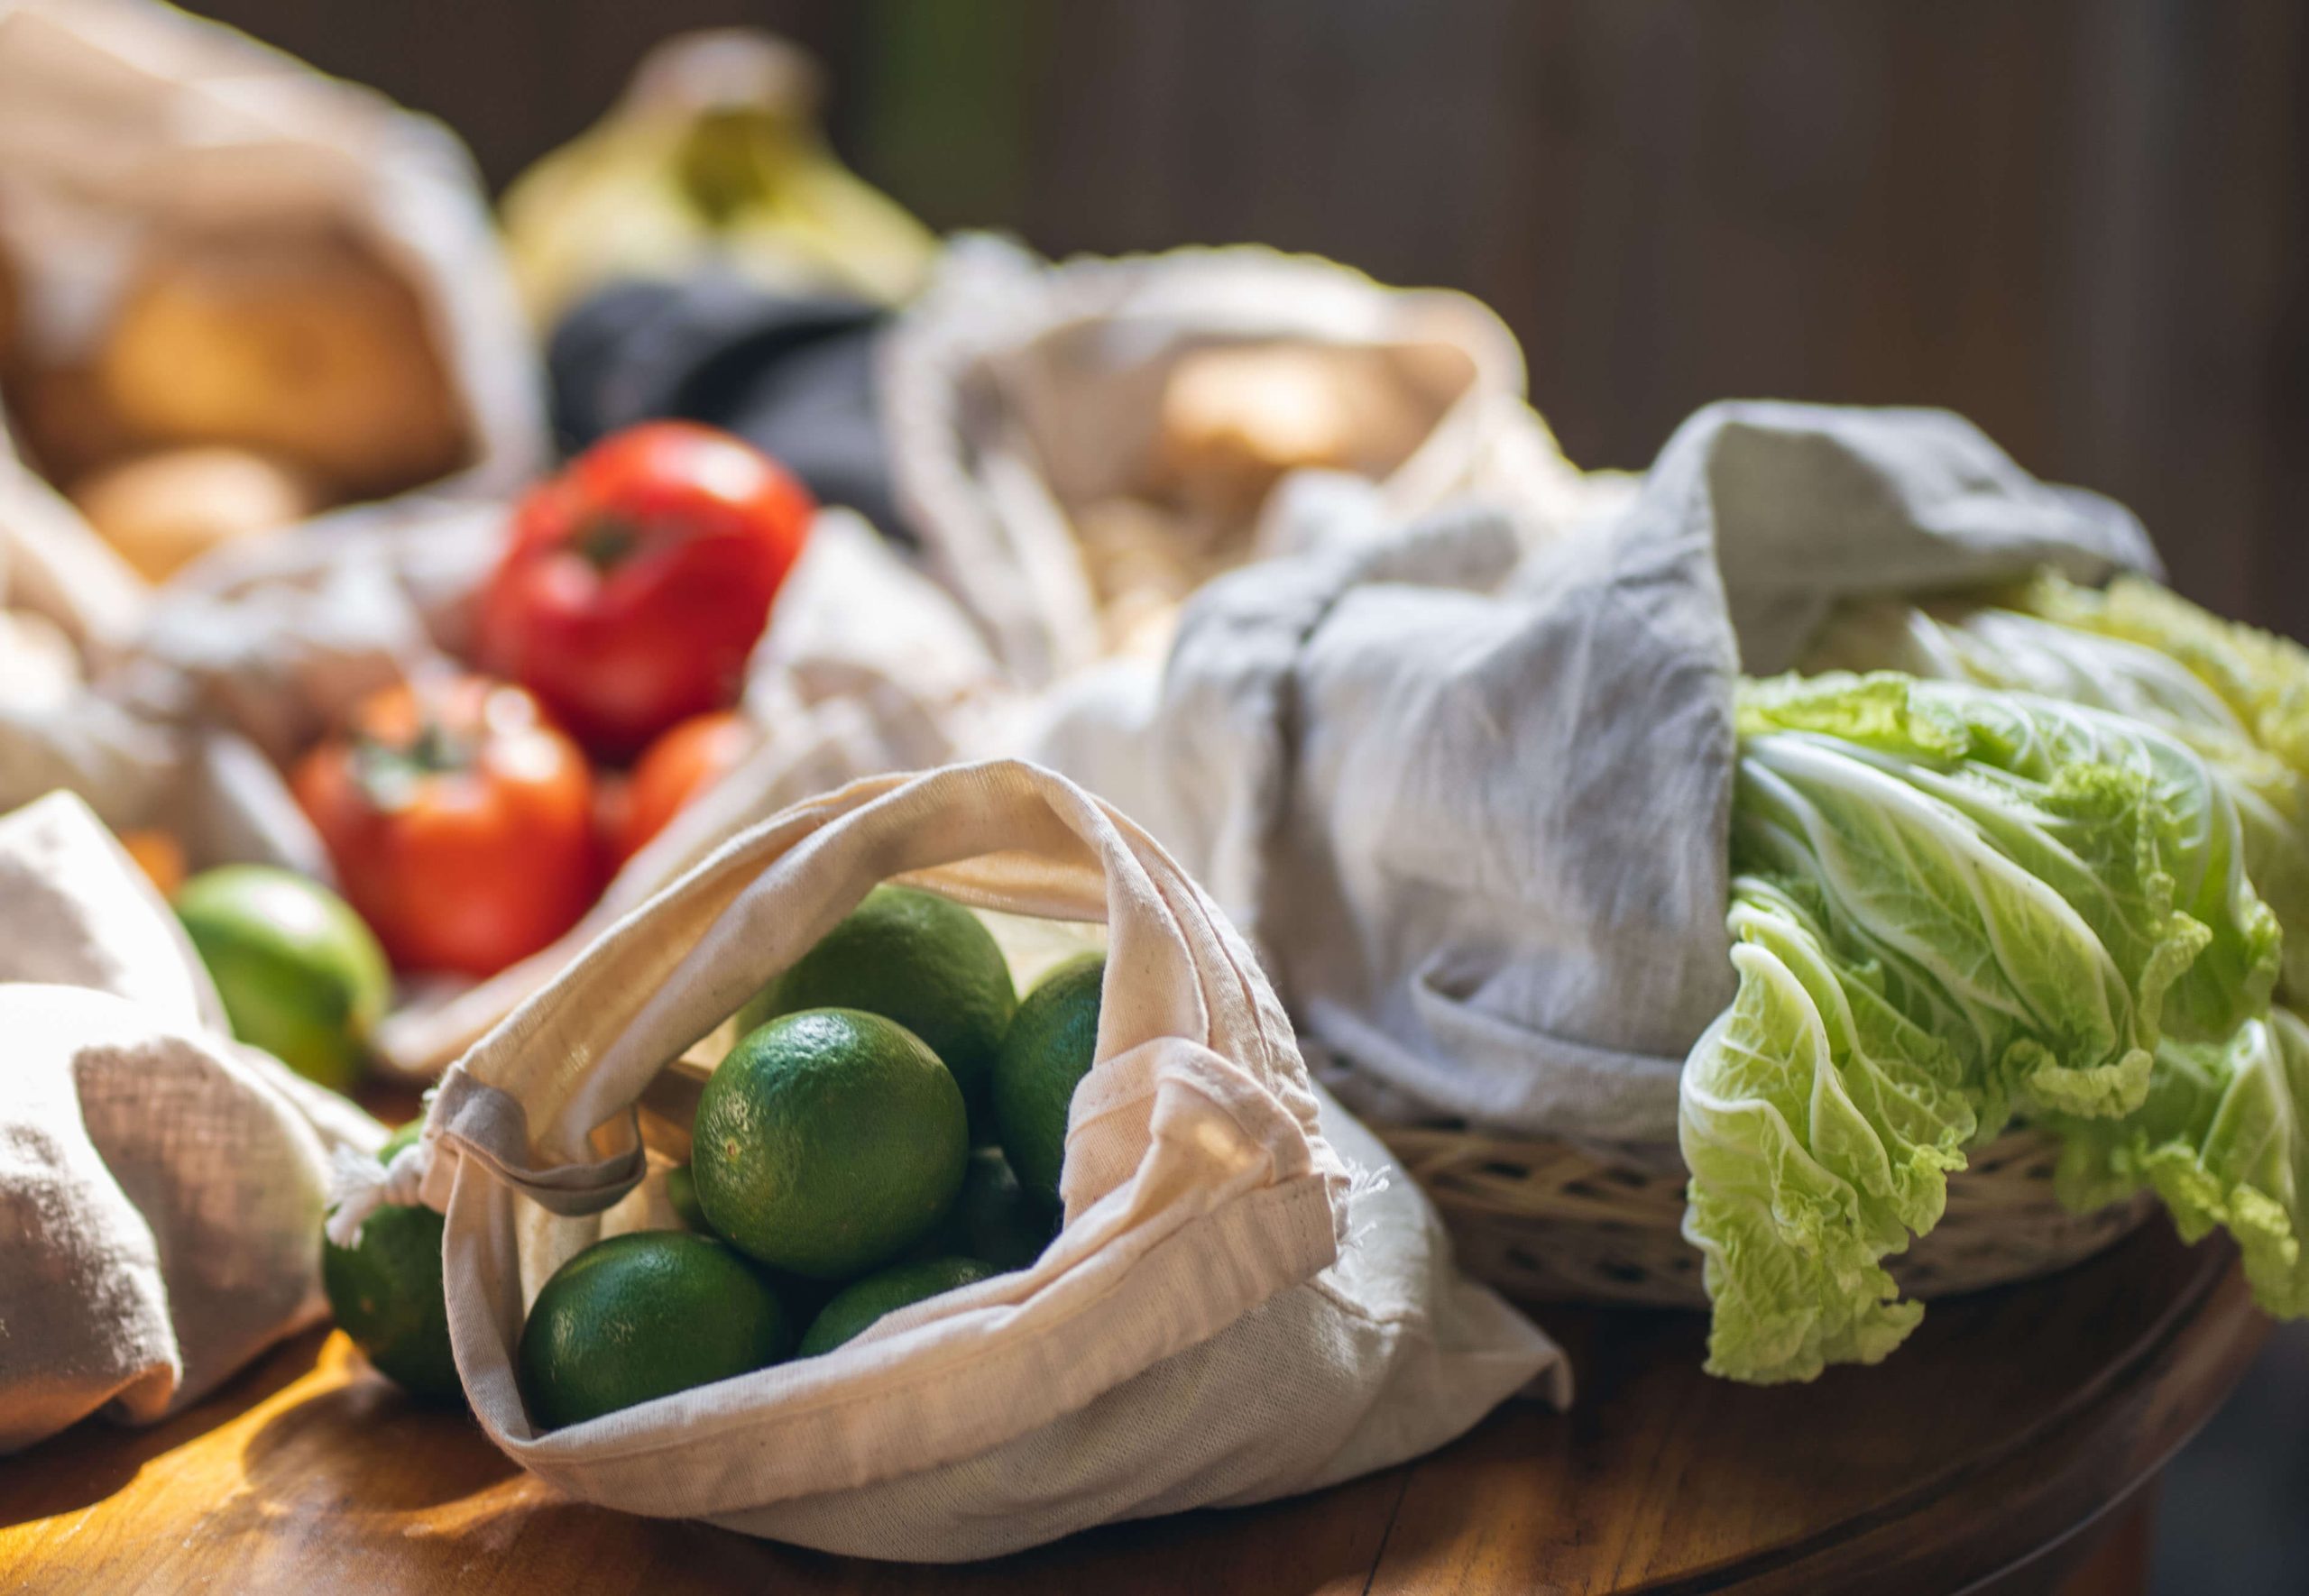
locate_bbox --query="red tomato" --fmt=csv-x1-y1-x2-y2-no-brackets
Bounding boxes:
479,423,813,759
290,675,602,978
611,710,756,866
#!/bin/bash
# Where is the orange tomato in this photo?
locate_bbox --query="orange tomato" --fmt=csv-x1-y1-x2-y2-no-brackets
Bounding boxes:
612,710,755,866
290,675,602,978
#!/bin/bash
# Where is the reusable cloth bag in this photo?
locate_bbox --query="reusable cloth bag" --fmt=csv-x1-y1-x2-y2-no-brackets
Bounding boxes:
0,791,383,1454
0,0,547,882
388,760,1559,1559
883,236,1611,686
0,0,545,500
1027,401,2163,1144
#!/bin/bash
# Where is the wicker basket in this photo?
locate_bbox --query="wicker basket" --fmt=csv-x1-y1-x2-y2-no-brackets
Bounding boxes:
1374,1120,2155,1309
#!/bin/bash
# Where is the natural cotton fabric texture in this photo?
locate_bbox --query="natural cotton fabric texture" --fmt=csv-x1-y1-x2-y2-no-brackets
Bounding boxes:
0,792,383,1454
751,1083,1559,1560
406,760,1559,1558
1027,401,2163,1144
882,236,1607,686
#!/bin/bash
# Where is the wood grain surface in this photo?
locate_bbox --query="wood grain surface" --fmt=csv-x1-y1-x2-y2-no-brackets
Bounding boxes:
0,1219,2262,1596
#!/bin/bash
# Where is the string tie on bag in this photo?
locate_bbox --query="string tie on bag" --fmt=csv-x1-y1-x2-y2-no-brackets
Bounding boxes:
326,1133,431,1248
1341,1160,1394,1251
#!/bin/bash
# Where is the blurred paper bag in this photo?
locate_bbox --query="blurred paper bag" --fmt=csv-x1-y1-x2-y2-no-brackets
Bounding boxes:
0,0,546,522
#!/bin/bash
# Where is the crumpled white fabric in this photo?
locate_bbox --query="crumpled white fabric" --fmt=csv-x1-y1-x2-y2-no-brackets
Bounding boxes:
0,791,383,1454
1028,400,2164,1143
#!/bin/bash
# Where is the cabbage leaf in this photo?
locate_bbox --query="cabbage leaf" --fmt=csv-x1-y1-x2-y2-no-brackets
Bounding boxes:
2023,573,2309,777
2052,1009,2309,1319
1808,586,2309,1002
1683,672,2281,1382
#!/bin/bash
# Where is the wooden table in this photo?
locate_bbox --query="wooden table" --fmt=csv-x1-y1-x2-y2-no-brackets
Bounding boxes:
0,1219,2262,1596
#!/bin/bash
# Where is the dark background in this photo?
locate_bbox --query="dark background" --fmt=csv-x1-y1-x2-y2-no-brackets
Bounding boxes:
182,4,2309,1589
189,0,2309,642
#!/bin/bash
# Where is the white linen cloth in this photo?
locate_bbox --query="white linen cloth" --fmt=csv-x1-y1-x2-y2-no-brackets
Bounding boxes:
1028,401,2163,1142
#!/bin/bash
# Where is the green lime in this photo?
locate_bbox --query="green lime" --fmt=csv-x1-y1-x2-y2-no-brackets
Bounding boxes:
917,1147,1053,1271
991,954,1104,1209
517,1230,789,1430
322,1121,458,1403
176,865,390,1093
664,1162,709,1234
738,886,1017,1112
661,1165,842,1317
693,1008,968,1279
797,1256,998,1358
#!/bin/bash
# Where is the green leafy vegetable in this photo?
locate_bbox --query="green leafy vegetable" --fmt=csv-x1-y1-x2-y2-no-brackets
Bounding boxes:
1808,582,2309,999
2053,1009,2309,1318
2022,573,2309,776
1808,594,2263,742
1736,673,2277,1058
1683,672,2281,1382
1680,877,1967,1380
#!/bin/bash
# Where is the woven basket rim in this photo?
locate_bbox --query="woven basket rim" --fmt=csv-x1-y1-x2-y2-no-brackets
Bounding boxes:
1370,1115,2142,1309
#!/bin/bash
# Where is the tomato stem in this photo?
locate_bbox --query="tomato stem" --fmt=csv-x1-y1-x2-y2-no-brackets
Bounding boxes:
352,723,469,812
572,516,643,573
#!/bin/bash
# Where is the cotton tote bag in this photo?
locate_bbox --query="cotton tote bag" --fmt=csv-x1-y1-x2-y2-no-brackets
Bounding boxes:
382,760,1559,1559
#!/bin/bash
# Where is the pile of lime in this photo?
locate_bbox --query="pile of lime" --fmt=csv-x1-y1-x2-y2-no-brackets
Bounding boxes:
511,886,1106,1429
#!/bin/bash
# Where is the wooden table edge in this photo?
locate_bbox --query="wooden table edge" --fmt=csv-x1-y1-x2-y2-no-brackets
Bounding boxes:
1621,1245,2266,1594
